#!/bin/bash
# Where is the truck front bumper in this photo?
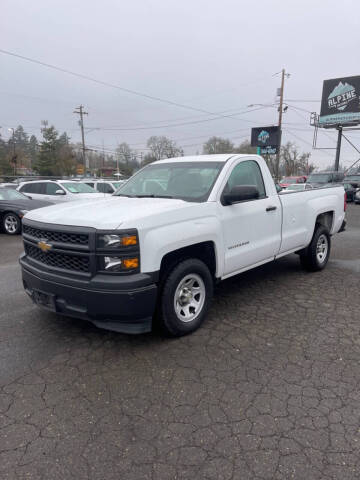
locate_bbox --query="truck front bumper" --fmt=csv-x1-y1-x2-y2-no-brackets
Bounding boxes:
20,254,158,334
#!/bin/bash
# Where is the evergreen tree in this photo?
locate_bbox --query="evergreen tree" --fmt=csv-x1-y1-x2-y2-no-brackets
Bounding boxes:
0,136,11,175
35,122,59,175
28,135,38,169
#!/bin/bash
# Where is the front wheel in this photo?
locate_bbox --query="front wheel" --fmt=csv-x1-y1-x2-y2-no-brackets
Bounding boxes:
3,213,21,235
300,224,331,272
158,258,214,337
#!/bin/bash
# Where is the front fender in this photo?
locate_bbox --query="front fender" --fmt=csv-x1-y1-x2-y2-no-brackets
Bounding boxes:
139,216,224,277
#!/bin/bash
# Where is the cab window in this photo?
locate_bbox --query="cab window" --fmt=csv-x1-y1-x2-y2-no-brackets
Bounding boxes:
224,160,266,198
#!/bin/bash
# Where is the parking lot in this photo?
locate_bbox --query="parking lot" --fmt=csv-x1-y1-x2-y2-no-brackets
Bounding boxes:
0,205,359,479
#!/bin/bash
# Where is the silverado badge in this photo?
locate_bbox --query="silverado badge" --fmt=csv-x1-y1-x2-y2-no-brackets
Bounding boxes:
38,240,52,253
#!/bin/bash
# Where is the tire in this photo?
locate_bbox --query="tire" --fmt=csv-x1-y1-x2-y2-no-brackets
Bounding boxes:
3,212,21,235
158,258,214,337
300,224,331,272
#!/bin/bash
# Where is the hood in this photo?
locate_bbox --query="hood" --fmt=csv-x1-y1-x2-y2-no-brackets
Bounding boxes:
69,193,111,199
0,199,53,210
24,196,196,229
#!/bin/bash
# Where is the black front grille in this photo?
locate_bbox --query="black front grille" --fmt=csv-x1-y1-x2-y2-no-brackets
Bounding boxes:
23,225,88,246
25,244,90,273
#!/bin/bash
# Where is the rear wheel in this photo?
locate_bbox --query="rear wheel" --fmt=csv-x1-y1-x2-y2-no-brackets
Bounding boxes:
300,224,330,271
158,258,213,337
3,213,21,235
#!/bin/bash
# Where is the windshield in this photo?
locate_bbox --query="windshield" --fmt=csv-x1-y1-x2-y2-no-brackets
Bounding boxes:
307,174,332,183
344,175,360,181
61,183,97,194
0,188,28,201
115,162,224,202
281,177,297,184
112,182,124,189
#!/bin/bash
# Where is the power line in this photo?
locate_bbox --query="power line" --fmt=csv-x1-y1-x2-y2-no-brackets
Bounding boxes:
341,134,360,155
84,106,268,132
284,103,313,114
84,104,265,130
285,99,320,103
0,49,273,124
284,128,333,157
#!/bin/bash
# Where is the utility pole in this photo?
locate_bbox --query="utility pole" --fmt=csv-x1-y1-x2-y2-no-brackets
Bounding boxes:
73,105,88,171
275,69,289,181
334,126,342,172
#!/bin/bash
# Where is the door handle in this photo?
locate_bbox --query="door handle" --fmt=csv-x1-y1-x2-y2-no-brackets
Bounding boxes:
266,206,277,212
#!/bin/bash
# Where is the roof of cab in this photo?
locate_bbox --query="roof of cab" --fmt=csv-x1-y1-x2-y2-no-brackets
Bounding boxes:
152,154,249,164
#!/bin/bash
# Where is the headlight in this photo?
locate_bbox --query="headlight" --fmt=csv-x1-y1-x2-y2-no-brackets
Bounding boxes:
355,190,360,199
97,232,137,248
103,256,139,272
96,230,140,274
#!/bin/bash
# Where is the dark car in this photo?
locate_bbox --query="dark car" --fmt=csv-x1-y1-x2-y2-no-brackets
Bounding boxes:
0,188,53,235
344,174,360,187
307,171,345,187
343,182,357,202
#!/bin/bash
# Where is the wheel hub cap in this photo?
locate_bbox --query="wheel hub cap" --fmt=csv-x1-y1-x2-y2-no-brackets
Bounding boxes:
174,274,205,323
316,234,328,263
5,216,18,233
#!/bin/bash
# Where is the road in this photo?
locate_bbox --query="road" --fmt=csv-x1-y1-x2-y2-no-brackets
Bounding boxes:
1,205,360,480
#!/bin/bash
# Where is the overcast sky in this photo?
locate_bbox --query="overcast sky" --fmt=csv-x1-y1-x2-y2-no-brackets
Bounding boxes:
1,0,360,169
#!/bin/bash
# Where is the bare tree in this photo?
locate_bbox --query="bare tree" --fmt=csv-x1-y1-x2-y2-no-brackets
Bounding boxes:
147,136,183,160
280,142,314,176
233,140,256,154
203,136,234,155
116,142,132,165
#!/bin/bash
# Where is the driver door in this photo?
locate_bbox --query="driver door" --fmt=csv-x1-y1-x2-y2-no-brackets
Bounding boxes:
219,159,281,276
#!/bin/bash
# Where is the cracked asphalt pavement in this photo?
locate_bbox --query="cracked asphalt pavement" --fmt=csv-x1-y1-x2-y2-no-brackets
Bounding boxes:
1,205,360,479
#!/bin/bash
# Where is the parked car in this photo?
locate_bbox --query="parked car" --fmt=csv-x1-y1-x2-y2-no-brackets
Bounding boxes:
18,180,109,203
20,154,346,337
0,182,19,189
343,174,360,188
343,182,357,202
279,176,307,188
281,184,314,193
0,188,53,235
355,189,360,204
82,179,126,194
307,171,345,186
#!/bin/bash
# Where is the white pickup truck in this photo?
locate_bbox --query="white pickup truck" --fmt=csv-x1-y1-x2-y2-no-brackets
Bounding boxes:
20,154,346,336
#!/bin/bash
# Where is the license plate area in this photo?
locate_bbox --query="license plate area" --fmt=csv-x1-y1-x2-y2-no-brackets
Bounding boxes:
32,290,56,312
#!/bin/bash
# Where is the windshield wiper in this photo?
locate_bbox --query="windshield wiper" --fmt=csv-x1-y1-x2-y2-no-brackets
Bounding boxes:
132,194,175,199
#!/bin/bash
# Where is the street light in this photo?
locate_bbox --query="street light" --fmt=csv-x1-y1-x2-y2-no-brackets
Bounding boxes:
247,103,277,108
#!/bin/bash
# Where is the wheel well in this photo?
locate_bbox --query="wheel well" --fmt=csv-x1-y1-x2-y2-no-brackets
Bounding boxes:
315,211,334,232
159,241,217,281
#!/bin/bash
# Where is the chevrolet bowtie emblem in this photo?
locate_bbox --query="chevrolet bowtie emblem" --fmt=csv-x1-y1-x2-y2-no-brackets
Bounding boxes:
38,240,52,253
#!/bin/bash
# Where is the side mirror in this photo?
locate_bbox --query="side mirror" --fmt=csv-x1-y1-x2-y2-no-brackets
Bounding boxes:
55,189,65,195
275,184,282,193
223,185,260,205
